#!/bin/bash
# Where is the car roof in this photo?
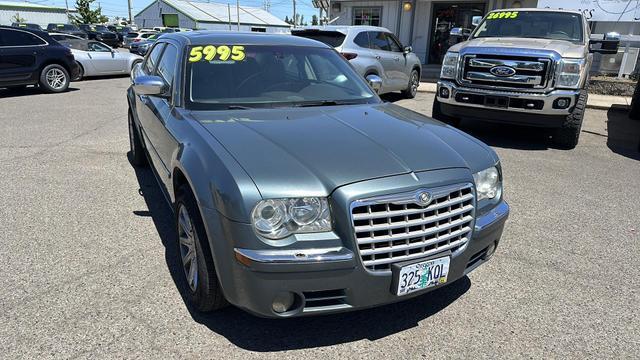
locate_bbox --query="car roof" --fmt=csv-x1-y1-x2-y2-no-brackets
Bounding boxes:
491,7,583,15
0,24,50,37
293,25,392,34
160,31,333,48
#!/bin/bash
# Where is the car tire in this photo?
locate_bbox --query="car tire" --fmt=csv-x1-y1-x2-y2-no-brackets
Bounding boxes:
402,69,420,99
128,111,147,167
175,184,228,313
432,97,461,127
39,64,70,93
76,63,84,81
553,90,587,149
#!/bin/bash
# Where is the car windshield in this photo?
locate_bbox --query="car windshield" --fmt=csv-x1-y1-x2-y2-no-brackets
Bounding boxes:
472,11,583,43
186,45,378,110
292,30,346,47
94,25,108,31
56,24,80,31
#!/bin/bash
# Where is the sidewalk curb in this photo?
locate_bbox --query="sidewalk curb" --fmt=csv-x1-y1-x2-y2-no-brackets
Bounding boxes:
416,83,631,111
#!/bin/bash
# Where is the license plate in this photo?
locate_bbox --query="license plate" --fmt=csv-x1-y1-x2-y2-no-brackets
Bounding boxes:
396,257,450,296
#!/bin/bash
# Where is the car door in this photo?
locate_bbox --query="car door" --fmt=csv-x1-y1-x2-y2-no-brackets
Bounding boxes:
85,41,122,74
0,28,46,85
135,43,171,181
368,31,403,90
385,33,410,88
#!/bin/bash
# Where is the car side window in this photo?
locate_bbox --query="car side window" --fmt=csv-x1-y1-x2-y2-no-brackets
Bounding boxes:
353,32,370,48
156,43,178,87
386,33,402,52
370,32,391,51
88,42,110,52
0,29,46,47
144,43,165,74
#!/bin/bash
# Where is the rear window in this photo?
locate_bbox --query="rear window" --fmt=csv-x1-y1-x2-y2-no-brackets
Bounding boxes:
292,30,346,48
126,32,139,38
0,29,46,46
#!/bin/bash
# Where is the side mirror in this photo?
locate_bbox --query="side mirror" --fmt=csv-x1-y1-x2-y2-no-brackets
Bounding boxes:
471,16,482,27
133,75,167,96
589,32,620,55
605,32,621,41
403,45,413,54
450,27,463,37
366,74,383,94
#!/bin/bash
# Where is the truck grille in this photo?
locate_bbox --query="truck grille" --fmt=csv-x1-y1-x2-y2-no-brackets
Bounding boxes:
350,184,475,272
461,55,552,90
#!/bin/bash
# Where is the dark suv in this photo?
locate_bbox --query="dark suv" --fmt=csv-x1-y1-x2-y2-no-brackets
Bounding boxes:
0,26,80,93
46,23,87,39
11,23,44,31
78,24,119,47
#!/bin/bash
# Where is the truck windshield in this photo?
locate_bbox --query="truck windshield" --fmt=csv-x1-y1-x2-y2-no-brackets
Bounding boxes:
472,11,583,43
186,45,377,110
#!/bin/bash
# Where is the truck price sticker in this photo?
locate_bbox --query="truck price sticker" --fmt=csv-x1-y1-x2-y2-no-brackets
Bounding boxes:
189,45,246,63
487,11,519,20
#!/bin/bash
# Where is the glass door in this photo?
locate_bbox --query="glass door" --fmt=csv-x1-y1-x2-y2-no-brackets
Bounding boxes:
428,2,486,64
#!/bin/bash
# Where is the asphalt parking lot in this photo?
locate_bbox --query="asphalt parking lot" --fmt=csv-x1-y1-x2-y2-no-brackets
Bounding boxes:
1,78,639,359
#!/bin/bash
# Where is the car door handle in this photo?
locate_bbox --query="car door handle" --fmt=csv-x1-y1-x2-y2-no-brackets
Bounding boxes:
375,55,381,60
394,57,400,61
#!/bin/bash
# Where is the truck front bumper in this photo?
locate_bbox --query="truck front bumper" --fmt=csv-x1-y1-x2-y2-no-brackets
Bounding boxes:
437,80,581,127
204,200,509,318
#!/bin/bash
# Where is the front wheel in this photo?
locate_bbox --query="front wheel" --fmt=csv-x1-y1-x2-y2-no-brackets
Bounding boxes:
552,90,587,149
175,185,228,312
402,69,420,99
39,64,69,93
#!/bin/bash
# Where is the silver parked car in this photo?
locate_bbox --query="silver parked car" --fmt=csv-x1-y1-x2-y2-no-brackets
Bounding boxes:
61,40,143,79
293,26,422,98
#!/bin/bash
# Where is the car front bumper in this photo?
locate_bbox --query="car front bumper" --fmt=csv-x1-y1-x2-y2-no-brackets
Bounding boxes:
436,80,581,127
203,193,509,318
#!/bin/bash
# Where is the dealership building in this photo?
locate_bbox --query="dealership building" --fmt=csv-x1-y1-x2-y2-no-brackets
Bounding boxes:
134,0,290,33
329,0,640,75
0,1,75,27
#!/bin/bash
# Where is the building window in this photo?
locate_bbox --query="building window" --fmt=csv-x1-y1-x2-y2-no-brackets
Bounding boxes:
352,7,382,26
251,27,267,32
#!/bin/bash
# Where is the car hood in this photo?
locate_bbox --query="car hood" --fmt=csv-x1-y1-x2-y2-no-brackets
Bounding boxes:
450,37,586,58
189,103,497,198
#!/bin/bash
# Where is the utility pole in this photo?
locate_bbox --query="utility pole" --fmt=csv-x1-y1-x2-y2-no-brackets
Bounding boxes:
127,0,133,24
64,0,69,21
236,0,240,30
292,0,296,27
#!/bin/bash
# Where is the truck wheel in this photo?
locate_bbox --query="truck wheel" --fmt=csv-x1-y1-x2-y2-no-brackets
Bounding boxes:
39,64,69,93
432,97,460,127
402,69,420,99
629,78,640,120
128,112,147,167
175,184,228,312
553,90,587,149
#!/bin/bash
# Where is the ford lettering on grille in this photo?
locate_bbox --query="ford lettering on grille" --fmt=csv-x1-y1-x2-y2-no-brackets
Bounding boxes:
489,65,516,77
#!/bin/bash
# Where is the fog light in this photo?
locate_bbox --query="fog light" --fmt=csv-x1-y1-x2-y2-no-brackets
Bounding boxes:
439,86,450,99
553,98,571,109
272,292,295,313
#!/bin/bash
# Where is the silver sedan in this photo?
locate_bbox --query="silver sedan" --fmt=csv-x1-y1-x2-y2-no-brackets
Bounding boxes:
63,40,143,79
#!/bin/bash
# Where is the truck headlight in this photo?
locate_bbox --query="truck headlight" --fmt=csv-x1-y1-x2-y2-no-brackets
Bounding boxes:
473,166,502,202
440,52,460,79
251,198,331,240
556,58,585,89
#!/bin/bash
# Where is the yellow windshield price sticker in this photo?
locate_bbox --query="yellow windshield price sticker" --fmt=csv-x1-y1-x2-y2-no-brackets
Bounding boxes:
189,45,246,63
487,11,518,20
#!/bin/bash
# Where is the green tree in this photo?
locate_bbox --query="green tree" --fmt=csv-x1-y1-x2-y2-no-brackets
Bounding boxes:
284,15,290,24
311,14,318,25
71,0,108,24
11,12,27,23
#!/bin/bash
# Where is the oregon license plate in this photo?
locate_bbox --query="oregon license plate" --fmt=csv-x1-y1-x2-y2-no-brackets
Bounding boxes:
396,257,450,296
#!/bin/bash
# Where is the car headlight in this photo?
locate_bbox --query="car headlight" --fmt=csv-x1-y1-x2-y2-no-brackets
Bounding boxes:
251,198,331,240
473,166,502,203
440,52,459,79
556,58,585,89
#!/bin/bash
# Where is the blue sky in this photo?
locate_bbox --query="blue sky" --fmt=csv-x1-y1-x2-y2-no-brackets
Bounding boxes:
37,0,320,24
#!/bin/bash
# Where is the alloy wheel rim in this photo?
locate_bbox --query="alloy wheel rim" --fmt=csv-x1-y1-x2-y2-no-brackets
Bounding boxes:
177,204,199,292
411,72,419,95
46,68,66,90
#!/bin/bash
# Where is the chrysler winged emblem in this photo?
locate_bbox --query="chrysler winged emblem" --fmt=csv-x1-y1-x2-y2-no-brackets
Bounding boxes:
417,191,432,206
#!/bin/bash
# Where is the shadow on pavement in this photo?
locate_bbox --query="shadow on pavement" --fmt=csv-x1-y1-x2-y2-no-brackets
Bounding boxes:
0,86,79,99
606,107,640,160
459,120,554,150
130,155,470,351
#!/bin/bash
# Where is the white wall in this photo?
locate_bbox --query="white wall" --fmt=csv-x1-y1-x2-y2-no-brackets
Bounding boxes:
0,9,69,27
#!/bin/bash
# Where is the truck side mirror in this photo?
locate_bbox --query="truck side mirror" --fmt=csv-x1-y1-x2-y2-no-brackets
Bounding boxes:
471,16,482,27
589,32,620,55
450,27,470,41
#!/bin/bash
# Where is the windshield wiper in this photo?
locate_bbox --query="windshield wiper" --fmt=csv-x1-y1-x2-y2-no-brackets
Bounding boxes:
295,100,361,107
226,105,254,110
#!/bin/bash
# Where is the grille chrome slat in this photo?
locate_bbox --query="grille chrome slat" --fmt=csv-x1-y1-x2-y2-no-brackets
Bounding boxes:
356,217,473,245
350,184,475,272
362,238,468,267
359,226,471,256
466,72,542,85
461,54,552,90
468,58,545,71
354,204,473,233
352,193,474,221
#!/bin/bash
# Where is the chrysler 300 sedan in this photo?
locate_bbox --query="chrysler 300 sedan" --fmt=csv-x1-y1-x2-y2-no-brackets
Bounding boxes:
127,31,509,318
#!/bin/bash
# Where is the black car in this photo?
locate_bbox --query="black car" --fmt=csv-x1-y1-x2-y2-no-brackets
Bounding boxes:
11,23,44,31
0,26,80,93
107,25,133,45
78,24,118,47
46,23,87,39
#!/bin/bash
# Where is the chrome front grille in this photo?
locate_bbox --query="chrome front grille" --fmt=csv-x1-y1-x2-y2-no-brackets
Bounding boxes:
350,184,475,272
461,55,552,90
